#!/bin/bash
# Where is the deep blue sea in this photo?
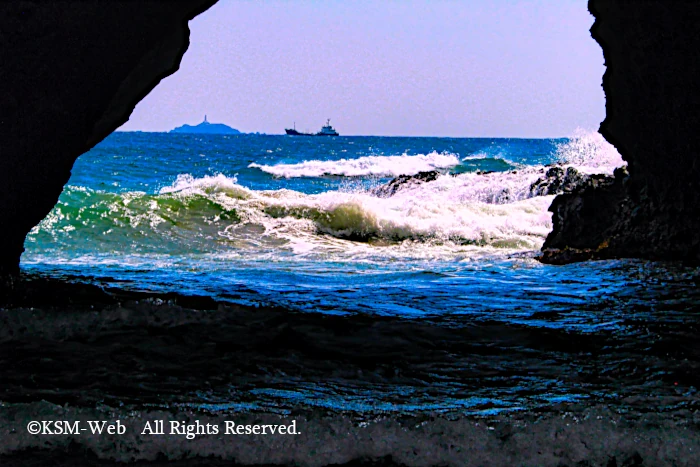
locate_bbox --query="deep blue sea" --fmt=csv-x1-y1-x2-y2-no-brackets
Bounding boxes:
21,130,699,324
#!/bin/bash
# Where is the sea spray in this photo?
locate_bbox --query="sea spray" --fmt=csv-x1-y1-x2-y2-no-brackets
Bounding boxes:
158,169,559,248
555,128,625,174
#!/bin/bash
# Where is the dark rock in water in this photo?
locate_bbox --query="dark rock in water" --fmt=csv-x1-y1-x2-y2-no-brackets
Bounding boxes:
371,170,440,198
538,247,599,265
530,166,598,197
541,166,633,263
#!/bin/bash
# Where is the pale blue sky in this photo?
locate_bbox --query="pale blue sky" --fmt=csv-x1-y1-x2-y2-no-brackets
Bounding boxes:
120,0,604,137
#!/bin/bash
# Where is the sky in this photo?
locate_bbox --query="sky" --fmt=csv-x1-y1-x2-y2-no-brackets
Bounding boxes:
119,0,605,138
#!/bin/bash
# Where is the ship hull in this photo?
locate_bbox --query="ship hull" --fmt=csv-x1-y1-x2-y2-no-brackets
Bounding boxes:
285,128,339,136
285,129,314,136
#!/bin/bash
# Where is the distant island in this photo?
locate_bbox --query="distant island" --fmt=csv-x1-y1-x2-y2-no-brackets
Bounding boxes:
170,115,241,135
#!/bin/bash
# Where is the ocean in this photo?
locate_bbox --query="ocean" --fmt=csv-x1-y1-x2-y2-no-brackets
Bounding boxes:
23,130,634,318
17,130,700,414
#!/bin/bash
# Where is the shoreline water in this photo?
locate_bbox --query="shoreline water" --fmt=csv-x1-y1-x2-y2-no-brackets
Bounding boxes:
2,275,699,465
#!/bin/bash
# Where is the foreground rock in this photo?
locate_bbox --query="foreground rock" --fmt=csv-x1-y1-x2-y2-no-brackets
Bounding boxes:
2,402,697,467
540,1,700,264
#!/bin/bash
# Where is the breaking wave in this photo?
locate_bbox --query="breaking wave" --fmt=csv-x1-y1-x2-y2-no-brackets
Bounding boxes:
28,130,621,259
29,172,554,257
162,173,553,250
555,128,625,174
249,151,461,178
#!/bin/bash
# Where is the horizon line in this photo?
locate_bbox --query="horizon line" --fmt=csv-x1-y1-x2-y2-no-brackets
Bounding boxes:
114,130,574,139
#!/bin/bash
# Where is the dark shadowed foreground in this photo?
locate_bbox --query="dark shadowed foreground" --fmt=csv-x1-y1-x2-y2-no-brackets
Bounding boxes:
1,277,699,466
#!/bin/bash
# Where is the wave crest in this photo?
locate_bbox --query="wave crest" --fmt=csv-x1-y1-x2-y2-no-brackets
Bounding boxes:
249,151,461,178
30,168,558,256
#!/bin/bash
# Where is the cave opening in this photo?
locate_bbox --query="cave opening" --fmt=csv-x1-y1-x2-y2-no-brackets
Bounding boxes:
19,0,621,305
4,2,700,464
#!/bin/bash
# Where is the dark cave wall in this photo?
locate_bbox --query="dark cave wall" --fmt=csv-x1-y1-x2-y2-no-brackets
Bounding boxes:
0,0,217,275
542,1,700,263
592,1,700,194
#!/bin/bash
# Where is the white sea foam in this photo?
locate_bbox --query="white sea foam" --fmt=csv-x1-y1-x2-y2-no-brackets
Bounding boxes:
555,128,625,174
159,173,248,197
248,151,461,178
154,170,554,254
35,130,624,261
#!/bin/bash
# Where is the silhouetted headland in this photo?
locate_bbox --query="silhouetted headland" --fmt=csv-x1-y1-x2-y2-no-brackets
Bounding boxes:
170,115,241,135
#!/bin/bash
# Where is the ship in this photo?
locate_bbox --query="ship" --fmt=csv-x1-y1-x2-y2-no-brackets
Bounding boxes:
285,119,339,136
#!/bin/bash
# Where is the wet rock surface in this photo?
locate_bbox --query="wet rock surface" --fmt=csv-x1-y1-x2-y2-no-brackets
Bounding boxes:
1,403,698,466
370,171,441,197
541,1,700,264
529,167,613,197
540,167,630,263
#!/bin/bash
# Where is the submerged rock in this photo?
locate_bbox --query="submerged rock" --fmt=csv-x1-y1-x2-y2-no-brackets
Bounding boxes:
371,170,441,197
